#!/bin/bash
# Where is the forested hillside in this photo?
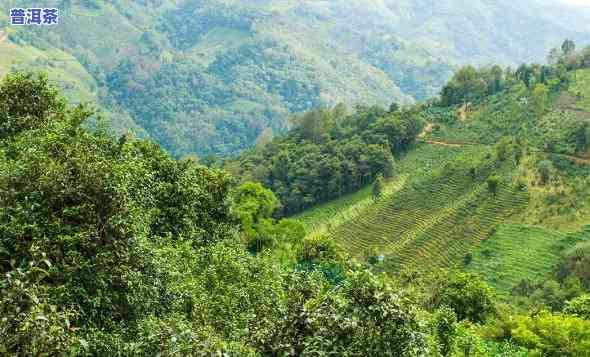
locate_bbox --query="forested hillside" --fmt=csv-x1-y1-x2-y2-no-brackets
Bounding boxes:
3,67,590,355
4,1,590,354
1,0,590,156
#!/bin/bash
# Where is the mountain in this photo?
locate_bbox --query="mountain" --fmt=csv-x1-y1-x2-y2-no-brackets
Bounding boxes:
1,0,590,156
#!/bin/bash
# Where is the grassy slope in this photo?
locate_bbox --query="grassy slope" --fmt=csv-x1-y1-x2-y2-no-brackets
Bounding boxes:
426,69,590,155
468,224,590,293
0,32,96,104
293,144,461,231
295,144,528,271
331,147,528,271
296,72,590,291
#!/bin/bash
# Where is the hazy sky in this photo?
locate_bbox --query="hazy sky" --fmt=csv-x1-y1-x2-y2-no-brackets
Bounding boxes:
555,0,590,7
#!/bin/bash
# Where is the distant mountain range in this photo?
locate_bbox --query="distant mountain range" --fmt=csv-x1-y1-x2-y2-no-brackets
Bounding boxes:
1,0,590,156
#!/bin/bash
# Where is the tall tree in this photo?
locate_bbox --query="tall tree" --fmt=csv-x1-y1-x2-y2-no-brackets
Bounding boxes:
372,174,384,202
562,39,576,56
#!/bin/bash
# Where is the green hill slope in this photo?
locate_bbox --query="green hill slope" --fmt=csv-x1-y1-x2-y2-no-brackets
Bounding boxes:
322,144,527,270
292,60,590,292
2,0,590,156
468,224,590,292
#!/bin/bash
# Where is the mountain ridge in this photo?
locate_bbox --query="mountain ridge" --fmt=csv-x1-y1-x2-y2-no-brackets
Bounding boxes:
1,0,590,156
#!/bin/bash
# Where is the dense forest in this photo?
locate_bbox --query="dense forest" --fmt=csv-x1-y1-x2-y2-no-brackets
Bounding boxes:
225,104,423,214
2,0,590,156
3,38,590,355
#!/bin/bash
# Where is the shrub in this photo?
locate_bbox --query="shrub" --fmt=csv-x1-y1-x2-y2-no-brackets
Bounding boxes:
487,175,501,195
433,306,457,357
511,312,590,356
427,271,495,323
564,294,590,320
538,160,553,185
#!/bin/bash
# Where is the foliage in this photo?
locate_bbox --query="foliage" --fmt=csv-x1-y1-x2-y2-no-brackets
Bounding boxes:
440,65,505,106
301,270,427,356
487,175,500,196
426,271,495,323
433,306,457,357
230,105,423,215
233,182,278,236
511,312,590,357
564,294,590,320
372,174,384,202
537,159,554,185
557,241,590,289
0,248,82,356
0,72,66,140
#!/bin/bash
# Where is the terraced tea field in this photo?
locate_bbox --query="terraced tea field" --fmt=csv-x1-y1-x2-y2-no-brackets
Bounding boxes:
469,224,590,292
330,164,528,270
294,143,475,235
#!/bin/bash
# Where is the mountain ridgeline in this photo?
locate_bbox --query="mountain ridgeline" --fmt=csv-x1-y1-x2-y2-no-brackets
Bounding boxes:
1,0,590,156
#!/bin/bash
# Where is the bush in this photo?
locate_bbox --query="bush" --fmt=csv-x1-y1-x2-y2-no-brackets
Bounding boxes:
564,294,590,320
557,242,590,289
0,72,66,140
433,306,457,356
538,160,553,185
296,234,341,265
487,175,501,195
303,271,427,356
511,312,590,356
427,271,495,323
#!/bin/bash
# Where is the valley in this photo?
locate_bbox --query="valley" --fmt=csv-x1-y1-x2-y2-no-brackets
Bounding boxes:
2,0,590,156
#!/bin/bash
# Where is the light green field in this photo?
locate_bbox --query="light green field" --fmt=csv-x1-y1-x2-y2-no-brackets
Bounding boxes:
294,143,528,271
189,27,254,67
293,143,469,233
0,41,97,104
333,165,527,270
468,224,590,293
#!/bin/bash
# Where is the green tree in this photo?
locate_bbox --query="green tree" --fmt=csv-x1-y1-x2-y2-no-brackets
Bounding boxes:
532,83,548,117
495,137,513,161
487,175,500,196
575,122,590,154
538,160,553,185
512,312,590,357
433,306,457,357
428,271,495,323
389,102,400,113
516,64,534,88
372,174,384,202
303,271,427,356
0,72,66,140
382,148,396,178
564,295,590,320
441,66,487,106
557,242,590,289
562,39,576,56
233,182,279,236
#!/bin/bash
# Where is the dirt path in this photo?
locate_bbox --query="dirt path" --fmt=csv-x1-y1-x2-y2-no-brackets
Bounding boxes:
418,123,434,139
419,133,590,165
0,31,7,43
418,139,465,148
545,152,590,165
